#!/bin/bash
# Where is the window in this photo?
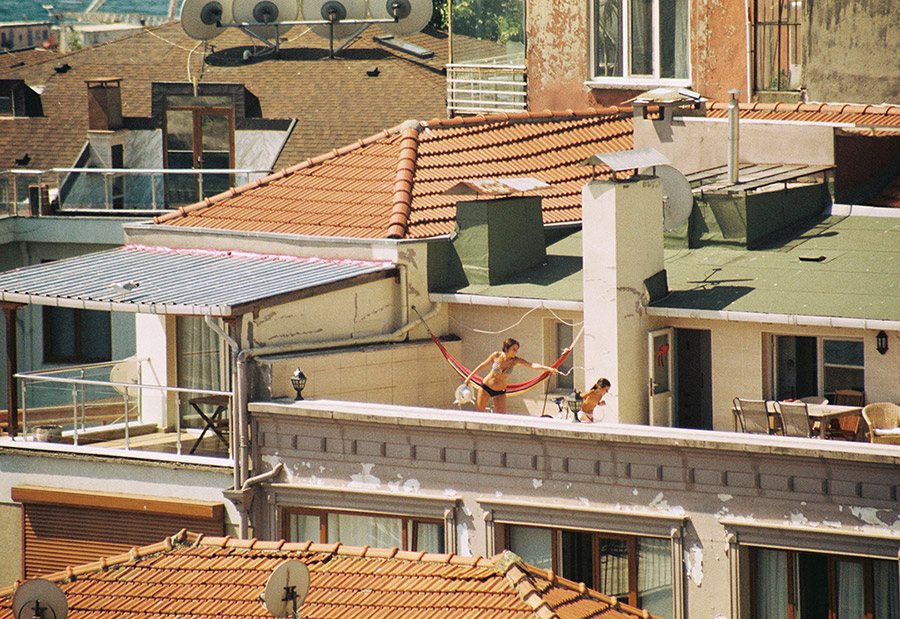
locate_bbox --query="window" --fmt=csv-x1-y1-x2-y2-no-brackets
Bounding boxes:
772,336,864,401
43,306,111,363
751,547,899,619
506,525,673,618
592,0,689,83
0,90,11,116
284,508,445,553
752,0,802,92
164,94,234,206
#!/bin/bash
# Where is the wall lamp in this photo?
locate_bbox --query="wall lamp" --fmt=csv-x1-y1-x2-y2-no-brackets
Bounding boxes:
291,368,307,400
876,330,889,355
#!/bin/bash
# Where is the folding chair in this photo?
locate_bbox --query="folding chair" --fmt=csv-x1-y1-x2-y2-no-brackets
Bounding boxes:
733,398,773,434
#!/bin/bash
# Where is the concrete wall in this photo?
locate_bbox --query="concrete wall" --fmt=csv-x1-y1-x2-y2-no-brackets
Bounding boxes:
634,115,836,174
249,399,900,619
805,0,900,104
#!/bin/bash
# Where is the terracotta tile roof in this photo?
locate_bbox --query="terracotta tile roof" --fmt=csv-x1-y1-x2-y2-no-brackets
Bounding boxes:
0,530,656,619
154,108,635,238
706,100,900,127
0,22,448,172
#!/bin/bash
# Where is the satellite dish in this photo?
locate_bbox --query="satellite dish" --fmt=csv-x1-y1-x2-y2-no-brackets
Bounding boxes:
263,560,310,618
369,0,432,36
12,579,68,619
301,0,367,39
641,164,693,231
181,0,233,40
233,0,298,38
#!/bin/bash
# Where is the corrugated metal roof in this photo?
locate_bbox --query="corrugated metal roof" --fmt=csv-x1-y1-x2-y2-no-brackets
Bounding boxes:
0,245,395,316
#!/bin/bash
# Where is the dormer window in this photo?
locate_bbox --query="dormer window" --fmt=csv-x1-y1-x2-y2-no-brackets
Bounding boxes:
0,79,43,117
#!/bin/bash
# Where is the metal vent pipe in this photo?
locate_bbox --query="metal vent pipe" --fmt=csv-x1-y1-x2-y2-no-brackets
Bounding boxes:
727,88,741,184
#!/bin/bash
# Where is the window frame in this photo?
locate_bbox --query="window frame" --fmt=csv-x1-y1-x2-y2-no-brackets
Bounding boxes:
587,0,691,89
282,506,446,552
481,498,685,619
769,334,865,401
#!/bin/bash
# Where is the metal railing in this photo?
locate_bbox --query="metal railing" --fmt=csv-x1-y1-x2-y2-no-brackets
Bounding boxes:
14,360,232,458
447,63,527,116
0,167,271,217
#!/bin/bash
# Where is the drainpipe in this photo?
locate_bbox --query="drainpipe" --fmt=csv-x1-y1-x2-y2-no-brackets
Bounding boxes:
727,88,741,184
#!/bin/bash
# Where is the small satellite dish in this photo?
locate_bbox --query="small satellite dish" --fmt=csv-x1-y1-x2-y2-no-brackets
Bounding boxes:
369,0,432,37
301,0,367,39
12,579,68,619
641,164,693,231
263,560,310,619
233,0,298,38
181,0,233,40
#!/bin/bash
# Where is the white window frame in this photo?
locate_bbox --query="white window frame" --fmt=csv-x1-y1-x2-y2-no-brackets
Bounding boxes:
586,0,692,90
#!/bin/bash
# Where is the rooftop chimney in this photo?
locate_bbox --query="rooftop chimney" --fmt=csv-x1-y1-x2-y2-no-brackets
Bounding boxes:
85,77,123,131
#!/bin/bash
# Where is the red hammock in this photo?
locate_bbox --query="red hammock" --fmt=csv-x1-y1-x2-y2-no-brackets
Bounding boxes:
429,333,572,396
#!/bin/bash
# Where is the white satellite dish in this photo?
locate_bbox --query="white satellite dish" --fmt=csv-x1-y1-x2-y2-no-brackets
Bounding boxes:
181,0,233,40
233,0,298,38
263,560,311,619
301,0,367,39
641,164,693,231
369,0,432,37
12,579,68,619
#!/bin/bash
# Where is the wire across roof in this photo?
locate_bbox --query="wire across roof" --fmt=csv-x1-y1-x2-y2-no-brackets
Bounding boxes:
0,245,395,316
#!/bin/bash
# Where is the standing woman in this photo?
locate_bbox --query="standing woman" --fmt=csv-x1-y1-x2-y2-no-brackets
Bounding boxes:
464,338,559,413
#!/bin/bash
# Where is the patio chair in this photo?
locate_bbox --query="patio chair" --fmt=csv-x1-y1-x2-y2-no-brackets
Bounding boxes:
861,403,900,445
774,401,815,438
826,390,865,440
733,398,773,434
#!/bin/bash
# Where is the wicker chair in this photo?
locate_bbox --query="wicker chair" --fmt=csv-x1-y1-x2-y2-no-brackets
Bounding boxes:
861,403,900,445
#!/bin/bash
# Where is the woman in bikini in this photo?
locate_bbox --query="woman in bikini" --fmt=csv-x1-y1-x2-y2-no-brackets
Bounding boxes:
464,338,559,413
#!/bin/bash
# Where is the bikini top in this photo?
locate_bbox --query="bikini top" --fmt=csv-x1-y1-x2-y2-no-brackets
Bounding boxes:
491,357,515,375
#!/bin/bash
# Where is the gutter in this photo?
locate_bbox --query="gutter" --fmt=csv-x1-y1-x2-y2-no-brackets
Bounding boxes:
645,306,900,331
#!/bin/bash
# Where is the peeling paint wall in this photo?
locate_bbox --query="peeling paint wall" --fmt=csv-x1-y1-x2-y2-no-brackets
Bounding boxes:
525,0,591,111
691,0,748,102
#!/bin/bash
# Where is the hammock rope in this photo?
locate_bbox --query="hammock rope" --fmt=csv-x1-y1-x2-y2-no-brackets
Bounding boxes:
412,306,584,397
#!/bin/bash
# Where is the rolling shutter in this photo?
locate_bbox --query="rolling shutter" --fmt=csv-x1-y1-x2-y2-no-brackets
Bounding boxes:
13,486,224,578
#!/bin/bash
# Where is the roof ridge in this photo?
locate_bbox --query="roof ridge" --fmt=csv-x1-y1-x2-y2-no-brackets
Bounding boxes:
707,99,900,117
386,121,422,239
153,121,412,226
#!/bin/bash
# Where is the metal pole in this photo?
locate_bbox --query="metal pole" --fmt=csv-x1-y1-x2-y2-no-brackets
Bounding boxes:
72,383,79,446
3,306,19,437
727,88,741,184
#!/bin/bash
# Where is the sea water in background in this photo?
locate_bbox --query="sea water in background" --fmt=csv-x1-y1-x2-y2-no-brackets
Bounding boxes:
1,0,182,22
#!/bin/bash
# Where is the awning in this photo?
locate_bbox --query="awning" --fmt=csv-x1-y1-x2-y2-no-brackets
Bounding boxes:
0,245,396,317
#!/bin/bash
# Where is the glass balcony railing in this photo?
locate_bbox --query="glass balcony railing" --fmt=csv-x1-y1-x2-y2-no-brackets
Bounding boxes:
13,359,232,459
0,167,271,217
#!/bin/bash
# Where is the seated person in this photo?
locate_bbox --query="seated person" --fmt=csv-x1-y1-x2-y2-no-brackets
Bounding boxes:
578,378,611,422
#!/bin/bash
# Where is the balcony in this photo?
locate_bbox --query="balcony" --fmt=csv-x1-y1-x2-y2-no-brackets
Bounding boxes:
446,64,527,116
9,359,232,460
0,167,271,217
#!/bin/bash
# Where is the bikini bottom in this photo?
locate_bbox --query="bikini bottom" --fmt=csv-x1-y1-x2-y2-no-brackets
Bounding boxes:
481,383,507,397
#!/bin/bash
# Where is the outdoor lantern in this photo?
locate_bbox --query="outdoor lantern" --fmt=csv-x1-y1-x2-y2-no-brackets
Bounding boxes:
291,368,307,400
565,391,583,416
876,330,889,355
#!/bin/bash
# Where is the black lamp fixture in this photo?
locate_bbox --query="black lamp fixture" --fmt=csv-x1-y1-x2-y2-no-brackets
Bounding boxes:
565,391,583,418
291,367,307,400
876,330,889,355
